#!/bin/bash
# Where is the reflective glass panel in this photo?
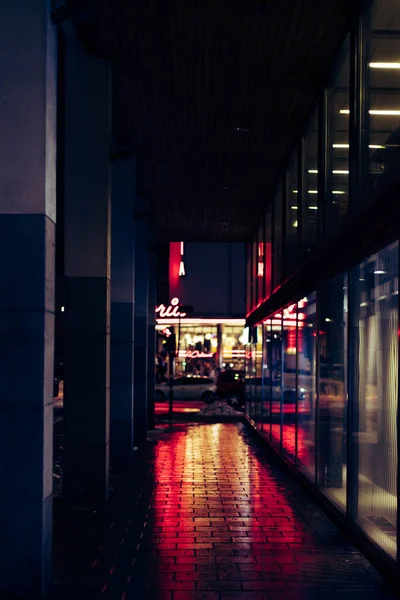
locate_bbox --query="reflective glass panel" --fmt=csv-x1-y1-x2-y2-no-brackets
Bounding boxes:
262,319,272,439
255,325,263,429
271,312,283,449
246,244,252,315
285,151,299,276
317,275,348,511
258,228,264,303
297,293,317,481
252,239,258,309
265,208,273,299
352,241,398,558
282,303,297,462
273,186,283,291
326,40,350,234
365,2,400,204
303,109,319,254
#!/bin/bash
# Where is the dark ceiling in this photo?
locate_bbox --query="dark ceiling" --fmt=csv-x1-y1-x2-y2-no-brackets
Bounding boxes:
69,0,362,242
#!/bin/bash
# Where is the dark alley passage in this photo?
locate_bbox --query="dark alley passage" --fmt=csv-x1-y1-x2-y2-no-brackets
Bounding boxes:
52,423,398,600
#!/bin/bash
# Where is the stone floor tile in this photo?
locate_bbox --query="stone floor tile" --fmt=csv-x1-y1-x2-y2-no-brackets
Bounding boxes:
51,422,399,600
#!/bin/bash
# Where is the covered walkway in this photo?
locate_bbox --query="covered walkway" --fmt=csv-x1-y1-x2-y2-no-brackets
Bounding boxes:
51,422,397,600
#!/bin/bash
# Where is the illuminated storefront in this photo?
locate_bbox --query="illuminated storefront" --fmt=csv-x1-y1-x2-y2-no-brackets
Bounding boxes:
156,304,245,378
245,0,400,572
157,240,246,380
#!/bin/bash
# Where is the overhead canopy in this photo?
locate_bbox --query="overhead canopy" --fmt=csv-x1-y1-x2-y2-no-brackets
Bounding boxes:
68,0,362,241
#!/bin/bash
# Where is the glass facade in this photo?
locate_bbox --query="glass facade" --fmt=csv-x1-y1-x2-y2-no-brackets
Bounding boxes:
246,241,399,561
317,276,347,509
326,40,350,235
351,242,399,558
297,293,317,482
245,0,400,569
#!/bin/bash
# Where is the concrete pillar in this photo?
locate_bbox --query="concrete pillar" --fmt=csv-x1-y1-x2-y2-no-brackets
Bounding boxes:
133,211,149,445
147,240,157,430
63,33,111,504
0,1,56,596
110,157,135,466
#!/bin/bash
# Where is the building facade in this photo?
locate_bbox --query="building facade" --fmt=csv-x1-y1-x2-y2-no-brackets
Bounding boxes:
157,242,246,378
245,0,400,570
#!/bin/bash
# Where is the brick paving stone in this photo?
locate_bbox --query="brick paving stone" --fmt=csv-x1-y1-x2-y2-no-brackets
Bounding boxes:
51,422,400,599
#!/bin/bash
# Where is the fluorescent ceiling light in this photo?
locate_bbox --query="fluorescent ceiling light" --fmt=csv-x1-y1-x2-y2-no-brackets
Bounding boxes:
294,190,344,196
308,206,318,210
374,269,386,274
333,190,346,194
340,108,400,115
333,143,385,149
370,109,400,115
308,169,349,174
369,62,400,69
291,206,298,210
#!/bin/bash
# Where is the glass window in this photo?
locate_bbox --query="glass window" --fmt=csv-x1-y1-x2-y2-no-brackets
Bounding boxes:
246,243,252,315
317,275,348,511
248,328,258,422
271,312,283,449
326,40,350,234
221,325,246,371
364,2,400,205
302,108,319,254
285,150,300,276
273,186,283,291
351,240,398,558
258,227,265,303
282,303,297,462
255,325,263,429
265,207,273,299
262,319,272,439
245,341,252,419
297,293,317,481
252,239,258,309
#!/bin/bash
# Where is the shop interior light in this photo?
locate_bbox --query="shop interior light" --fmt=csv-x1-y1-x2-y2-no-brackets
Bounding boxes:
374,269,386,274
370,62,400,69
291,206,298,210
309,206,318,210
293,220,298,227
340,108,400,116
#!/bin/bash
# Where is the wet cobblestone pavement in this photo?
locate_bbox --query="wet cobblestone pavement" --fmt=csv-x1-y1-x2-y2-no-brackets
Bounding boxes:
51,422,399,599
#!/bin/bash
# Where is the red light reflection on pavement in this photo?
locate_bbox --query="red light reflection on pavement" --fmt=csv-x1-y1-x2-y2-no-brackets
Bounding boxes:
124,423,396,599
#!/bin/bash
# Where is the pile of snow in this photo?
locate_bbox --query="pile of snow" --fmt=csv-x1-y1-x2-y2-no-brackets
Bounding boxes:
198,400,242,416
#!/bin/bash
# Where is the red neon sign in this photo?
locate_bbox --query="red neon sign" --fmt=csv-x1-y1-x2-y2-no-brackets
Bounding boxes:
156,297,187,318
178,350,213,359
